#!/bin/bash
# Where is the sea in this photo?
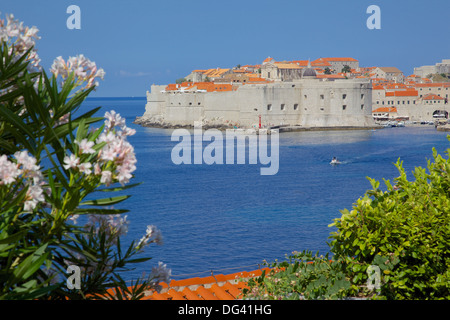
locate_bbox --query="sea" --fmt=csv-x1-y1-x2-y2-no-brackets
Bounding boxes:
78,97,450,282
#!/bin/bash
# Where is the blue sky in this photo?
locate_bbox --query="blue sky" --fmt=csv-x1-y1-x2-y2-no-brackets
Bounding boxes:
2,0,450,97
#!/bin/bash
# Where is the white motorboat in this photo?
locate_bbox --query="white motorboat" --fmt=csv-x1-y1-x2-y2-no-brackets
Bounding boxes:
330,158,341,165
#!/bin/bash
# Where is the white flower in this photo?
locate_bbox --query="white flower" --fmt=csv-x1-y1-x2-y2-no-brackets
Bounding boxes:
78,162,92,175
0,154,20,185
75,138,96,154
100,146,116,161
150,262,171,286
63,154,80,170
104,111,125,131
136,225,163,251
94,163,101,175
100,170,112,186
69,214,80,224
86,214,129,245
49,53,105,89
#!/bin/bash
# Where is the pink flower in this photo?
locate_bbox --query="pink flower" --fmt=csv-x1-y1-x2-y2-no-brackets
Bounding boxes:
100,170,112,186
78,162,92,175
104,111,125,131
63,154,80,170
0,155,20,185
75,138,96,154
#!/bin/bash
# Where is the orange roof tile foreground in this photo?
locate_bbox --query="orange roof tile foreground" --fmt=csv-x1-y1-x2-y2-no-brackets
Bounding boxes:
142,268,271,300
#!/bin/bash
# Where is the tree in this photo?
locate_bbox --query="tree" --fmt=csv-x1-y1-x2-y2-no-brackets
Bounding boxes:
175,77,187,84
324,67,332,75
341,65,351,73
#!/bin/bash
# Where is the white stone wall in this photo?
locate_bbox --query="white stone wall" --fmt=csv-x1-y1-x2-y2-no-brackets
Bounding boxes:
143,79,374,128
396,103,450,121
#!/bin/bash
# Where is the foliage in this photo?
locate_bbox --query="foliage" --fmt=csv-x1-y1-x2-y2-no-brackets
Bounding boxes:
245,146,450,300
341,65,351,73
175,77,187,84
329,152,450,299
0,14,169,300
243,251,351,300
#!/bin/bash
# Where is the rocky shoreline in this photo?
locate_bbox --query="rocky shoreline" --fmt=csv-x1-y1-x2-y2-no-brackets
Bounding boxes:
134,116,383,132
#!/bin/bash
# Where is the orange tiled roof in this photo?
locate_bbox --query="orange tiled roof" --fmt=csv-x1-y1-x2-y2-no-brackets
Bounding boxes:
385,90,418,97
274,62,301,69
372,107,398,113
423,93,444,100
165,82,234,92
311,58,332,67
142,268,271,300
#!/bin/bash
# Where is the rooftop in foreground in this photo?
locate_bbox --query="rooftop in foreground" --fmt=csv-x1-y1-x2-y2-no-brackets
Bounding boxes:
142,268,270,300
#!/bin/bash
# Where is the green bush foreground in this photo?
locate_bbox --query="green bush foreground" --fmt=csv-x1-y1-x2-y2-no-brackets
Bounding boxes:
244,148,450,300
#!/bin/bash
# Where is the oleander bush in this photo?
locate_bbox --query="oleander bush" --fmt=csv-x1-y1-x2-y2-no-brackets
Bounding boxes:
245,148,450,300
0,13,169,300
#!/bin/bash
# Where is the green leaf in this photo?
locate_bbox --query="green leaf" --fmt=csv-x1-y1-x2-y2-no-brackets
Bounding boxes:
0,230,27,245
80,195,131,206
12,243,49,281
74,208,129,215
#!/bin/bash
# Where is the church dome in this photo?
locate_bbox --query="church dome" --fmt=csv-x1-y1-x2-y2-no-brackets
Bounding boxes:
302,60,317,78
302,67,317,78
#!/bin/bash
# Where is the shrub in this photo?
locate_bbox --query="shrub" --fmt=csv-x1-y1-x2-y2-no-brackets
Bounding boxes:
245,145,450,300
0,13,169,299
329,150,450,299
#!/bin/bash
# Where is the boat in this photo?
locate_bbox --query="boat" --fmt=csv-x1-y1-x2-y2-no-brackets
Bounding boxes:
330,158,341,165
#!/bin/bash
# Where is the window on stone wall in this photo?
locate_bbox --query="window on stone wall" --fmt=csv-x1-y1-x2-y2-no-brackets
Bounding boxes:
320,94,324,100
267,104,272,111
361,104,364,110
361,94,365,99
342,105,347,110
281,104,285,110
304,95,307,99
294,104,298,110
342,94,347,99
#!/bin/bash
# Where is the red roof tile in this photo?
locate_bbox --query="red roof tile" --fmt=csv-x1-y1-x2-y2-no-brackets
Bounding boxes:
372,107,397,113
423,93,444,100
141,267,270,300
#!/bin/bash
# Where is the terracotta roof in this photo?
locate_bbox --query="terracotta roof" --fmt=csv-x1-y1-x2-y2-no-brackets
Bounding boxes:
274,62,301,69
291,60,310,67
311,58,332,67
372,107,398,113
385,90,418,97
423,93,444,100
142,268,271,300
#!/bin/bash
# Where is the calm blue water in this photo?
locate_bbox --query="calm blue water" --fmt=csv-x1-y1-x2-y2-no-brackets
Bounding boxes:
78,97,450,281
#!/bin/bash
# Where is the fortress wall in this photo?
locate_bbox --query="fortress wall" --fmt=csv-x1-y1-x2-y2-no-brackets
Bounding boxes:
143,79,374,128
